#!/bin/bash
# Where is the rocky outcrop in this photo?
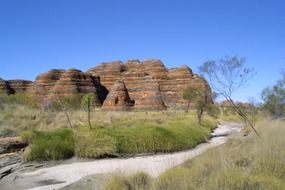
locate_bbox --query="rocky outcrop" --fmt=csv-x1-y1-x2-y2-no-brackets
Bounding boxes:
88,59,211,110
0,78,10,94
122,72,166,110
0,78,32,94
30,69,108,104
7,80,33,93
0,137,28,154
87,61,125,90
2,59,212,110
102,80,134,110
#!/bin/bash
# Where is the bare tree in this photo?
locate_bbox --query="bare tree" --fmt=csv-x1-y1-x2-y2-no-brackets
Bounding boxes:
81,93,96,129
199,56,259,136
55,95,73,128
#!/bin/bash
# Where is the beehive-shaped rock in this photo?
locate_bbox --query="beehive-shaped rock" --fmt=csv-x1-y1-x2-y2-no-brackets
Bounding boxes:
102,80,134,110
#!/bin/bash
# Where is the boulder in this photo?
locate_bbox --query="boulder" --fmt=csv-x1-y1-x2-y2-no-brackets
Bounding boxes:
0,137,28,154
102,80,134,110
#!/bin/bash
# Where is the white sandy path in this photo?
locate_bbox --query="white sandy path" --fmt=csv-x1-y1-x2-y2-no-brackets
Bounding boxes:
20,122,242,190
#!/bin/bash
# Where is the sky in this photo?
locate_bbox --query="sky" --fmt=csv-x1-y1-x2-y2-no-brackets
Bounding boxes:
0,0,285,102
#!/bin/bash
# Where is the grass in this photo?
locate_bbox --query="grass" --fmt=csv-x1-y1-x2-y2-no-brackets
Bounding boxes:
74,111,217,158
21,128,75,161
105,172,153,190
0,102,217,160
106,119,285,190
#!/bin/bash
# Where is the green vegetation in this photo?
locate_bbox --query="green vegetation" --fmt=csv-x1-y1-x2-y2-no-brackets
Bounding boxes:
182,87,212,124
0,95,217,160
21,128,75,161
199,56,260,136
261,70,285,118
109,119,285,190
81,93,97,129
105,172,153,190
74,113,216,158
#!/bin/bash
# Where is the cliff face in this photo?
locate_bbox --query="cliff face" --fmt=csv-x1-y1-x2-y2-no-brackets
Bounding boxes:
0,78,33,94
102,80,134,111
2,59,212,110
87,59,212,110
29,69,108,104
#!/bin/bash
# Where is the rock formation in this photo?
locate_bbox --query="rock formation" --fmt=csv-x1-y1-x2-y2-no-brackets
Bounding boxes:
88,59,212,109
0,78,32,94
30,69,108,104
2,59,212,110
102,80,134,110
7,80,33,93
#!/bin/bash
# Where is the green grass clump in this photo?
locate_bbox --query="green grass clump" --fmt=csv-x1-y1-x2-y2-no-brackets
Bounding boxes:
21,128,75,161
74,112,216,158
74,128,117,158
106,119,285,190
105,172,152,190
150,119,285,190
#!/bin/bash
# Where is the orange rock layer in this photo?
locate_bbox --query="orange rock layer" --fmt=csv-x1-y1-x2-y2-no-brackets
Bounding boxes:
1,59,212,110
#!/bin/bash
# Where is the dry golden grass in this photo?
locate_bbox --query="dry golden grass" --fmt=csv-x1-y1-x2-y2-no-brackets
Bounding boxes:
105,119,285,190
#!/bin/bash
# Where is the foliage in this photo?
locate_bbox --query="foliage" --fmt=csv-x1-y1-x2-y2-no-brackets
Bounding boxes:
0,93,39,108
207,103,220,118
2,105,217,159
115,119,285,190
105,172,153,190
261,70,285,118
199,56,259,136
74,128,117,158
183,87,211,124
75,114,216,157
81,93,97,129
21,128,75,161
50,94,84,111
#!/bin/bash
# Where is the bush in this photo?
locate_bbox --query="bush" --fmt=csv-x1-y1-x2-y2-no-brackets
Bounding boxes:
73,113,217,158
21,128,75,161
0,93,39,108
105,175,131,190
129,172,153,190
74,128,117,158
105,172,152,190
153,168,194,190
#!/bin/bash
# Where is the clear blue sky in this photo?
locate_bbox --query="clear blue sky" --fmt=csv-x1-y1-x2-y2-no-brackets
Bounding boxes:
1,0,285,102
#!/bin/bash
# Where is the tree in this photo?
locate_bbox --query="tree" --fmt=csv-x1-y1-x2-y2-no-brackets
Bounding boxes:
261,70,285,118
55,96,74,129
183,87,209,124
199,56,259,136
81,93,96,129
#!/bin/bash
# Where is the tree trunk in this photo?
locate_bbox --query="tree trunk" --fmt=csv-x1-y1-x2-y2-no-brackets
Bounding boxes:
88,104,92,130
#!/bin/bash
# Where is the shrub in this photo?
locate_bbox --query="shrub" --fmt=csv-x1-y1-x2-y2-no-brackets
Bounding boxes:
105,172,152,190
153,168,194,190
74,128,116,158
129,172,153,190
105,175,131,190
21,128,75,161
0,93,39,108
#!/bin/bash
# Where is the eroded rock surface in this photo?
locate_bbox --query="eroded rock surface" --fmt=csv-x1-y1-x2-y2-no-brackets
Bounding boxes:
29,69,108,104
88,59,211,109
102,80,134,110
2,59,212,110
